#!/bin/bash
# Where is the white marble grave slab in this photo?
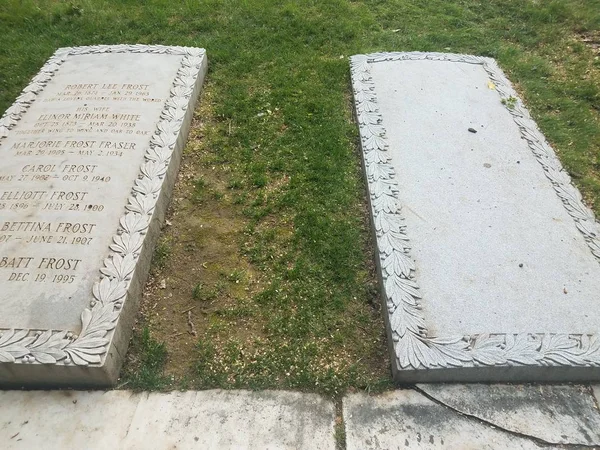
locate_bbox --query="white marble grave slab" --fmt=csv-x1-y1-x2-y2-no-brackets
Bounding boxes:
351,52,600,382
0,45,207,386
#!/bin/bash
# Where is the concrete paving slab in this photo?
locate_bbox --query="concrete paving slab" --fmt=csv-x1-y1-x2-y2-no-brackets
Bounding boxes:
350,52,600,382
0,390,138,448
418,383,600,446
124,390,336,450
343,390,553,450
0,389,336,450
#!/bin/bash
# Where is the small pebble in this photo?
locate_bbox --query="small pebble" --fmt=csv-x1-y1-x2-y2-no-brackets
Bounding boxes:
484,163,492,168
468,127,477,133
519,263,523,268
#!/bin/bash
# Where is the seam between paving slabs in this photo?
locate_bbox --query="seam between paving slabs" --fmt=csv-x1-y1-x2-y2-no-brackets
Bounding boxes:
590,386,600,412
335,399,347,450
412,386,599,449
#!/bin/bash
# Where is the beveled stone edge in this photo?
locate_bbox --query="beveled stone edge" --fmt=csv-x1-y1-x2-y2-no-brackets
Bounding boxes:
350,51,600,376
0,45,206,371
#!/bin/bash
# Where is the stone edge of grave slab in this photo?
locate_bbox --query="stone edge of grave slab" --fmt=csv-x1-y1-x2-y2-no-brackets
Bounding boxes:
350,51,600,382
0,45,207,387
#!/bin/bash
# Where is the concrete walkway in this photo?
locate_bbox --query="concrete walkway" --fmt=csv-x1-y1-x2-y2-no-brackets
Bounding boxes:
345,385,600,449
1,385,599,449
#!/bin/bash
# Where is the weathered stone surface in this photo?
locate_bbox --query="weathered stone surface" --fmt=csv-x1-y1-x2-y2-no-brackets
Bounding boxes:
0,389,336,450
344,390,552,450
418,383,600,445
0,45,207,386
350,52,600,382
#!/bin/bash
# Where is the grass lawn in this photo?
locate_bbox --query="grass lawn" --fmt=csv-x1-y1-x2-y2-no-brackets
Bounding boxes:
1,0,599,397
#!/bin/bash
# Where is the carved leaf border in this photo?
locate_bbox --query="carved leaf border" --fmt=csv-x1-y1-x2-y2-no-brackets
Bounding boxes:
0,45,205,366
350,52,600,371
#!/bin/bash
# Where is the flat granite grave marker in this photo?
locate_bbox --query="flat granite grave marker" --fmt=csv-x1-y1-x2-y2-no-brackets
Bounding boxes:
0,45,207,386
351,52,600,382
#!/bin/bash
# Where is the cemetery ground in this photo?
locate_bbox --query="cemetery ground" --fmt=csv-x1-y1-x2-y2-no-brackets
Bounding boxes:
1,0,600,399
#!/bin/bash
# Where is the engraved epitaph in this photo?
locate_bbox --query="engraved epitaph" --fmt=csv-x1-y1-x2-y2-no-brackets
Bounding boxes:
351,52,600,382
0,45,207,386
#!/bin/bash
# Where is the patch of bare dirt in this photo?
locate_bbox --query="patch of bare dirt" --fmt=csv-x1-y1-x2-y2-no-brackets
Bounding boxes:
580,31,600,55
131,87,264,381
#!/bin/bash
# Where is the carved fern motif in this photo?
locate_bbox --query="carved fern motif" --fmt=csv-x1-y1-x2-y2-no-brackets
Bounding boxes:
351,52,600,370
0,45,205,366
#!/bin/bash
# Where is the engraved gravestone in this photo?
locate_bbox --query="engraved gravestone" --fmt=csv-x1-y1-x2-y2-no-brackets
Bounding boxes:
351,52,600,382
0,45,207,386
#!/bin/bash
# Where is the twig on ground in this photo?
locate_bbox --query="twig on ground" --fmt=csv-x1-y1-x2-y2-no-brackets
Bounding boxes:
187,311,197,336
181,305,197,315
115,380,130,389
